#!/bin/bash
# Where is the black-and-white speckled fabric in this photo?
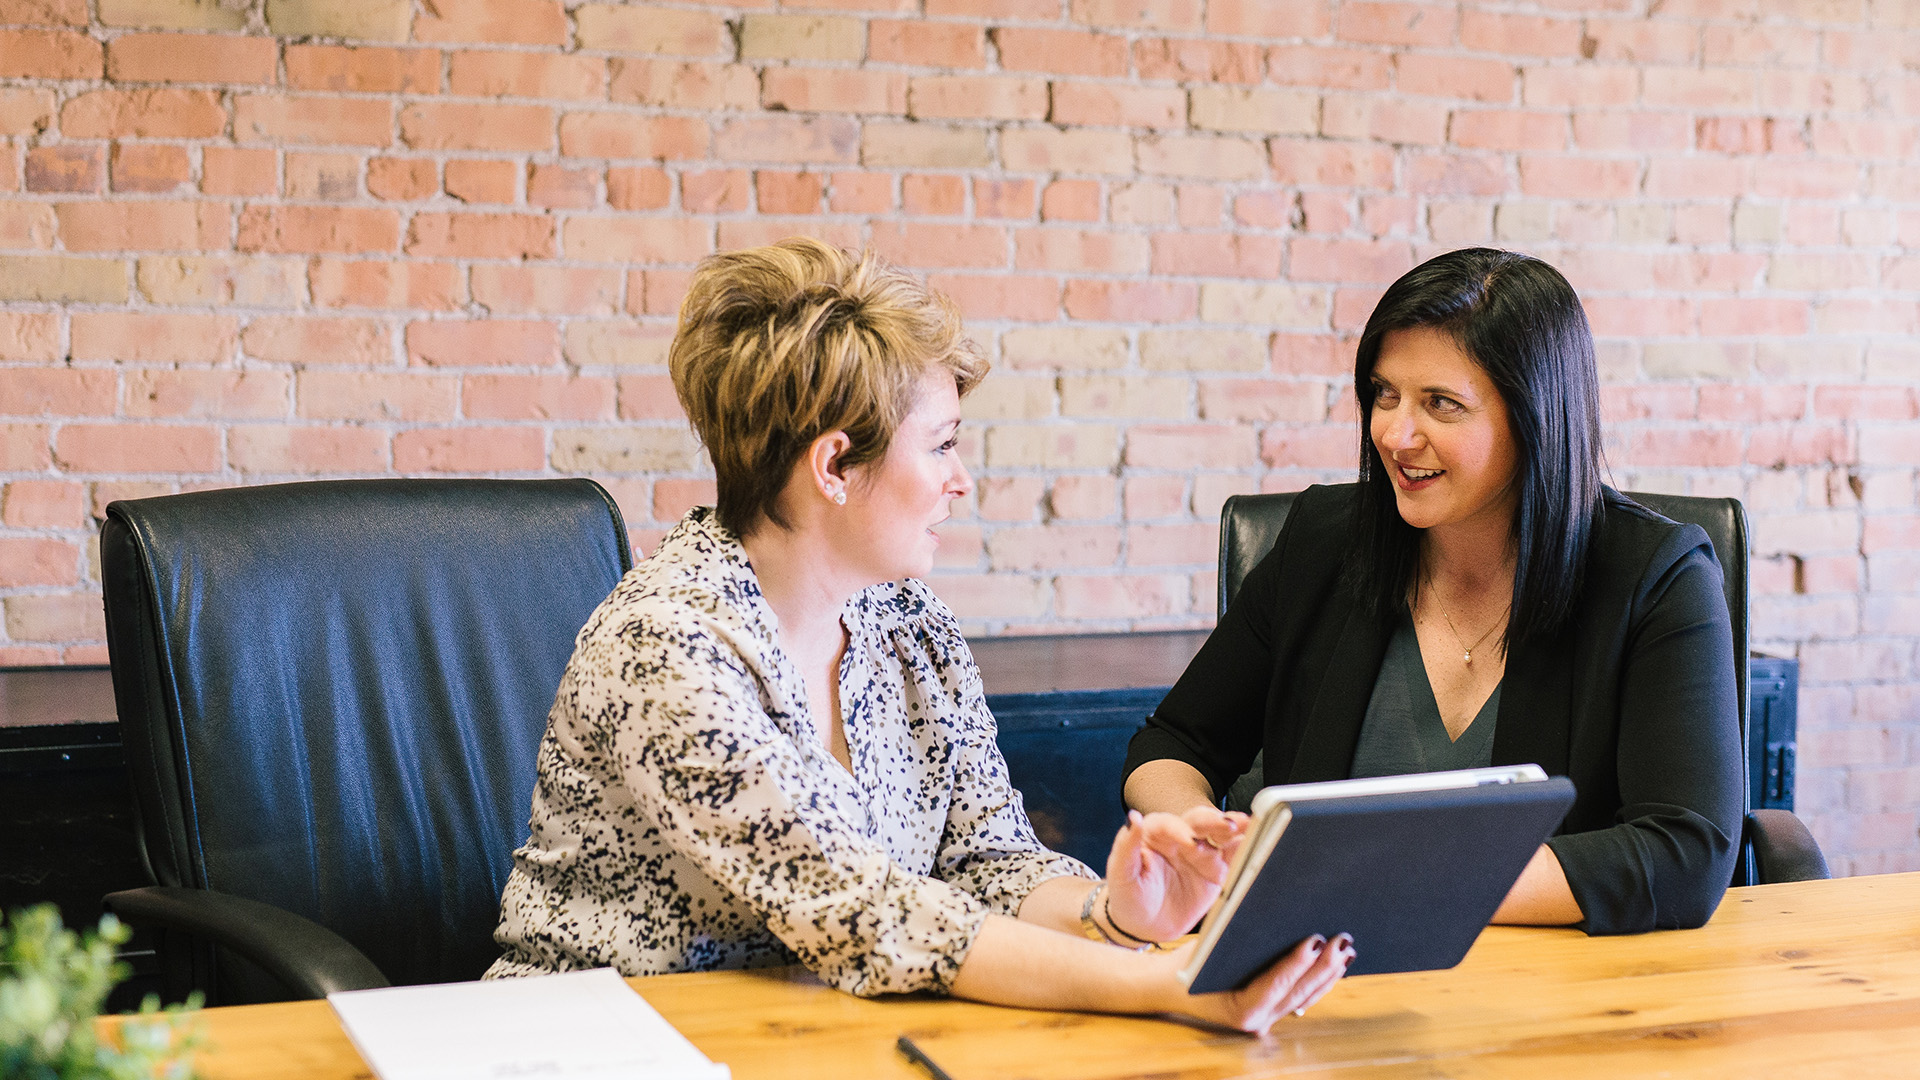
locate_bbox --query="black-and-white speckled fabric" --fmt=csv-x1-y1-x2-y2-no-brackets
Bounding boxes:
486,507,1094,996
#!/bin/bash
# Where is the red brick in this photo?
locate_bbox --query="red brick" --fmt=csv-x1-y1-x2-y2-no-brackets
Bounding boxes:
561,112,710,160
405,319,559,367
405,212,554,259
1207,0,1327,36
243,315,390,366
124,369,289,419
615,373,683,419
109,142,191,193
1584,18,1699,64
1518,155,1640,199
1336,2,1455,47
528,164,596,209
71,311,236,363
464,373,615,420
1404,152,1508,196
870,19,984,68
54,423,219,473
25,145,103,193
1450,110,1566,151
1072,0,1201,31
1582,295,1693,337
607,166,671,210
395,422,549,468
1396,54,1516,103
902,173,964,215
909,75,1048,121
1644,157,1751,198
0,424,52,470
991,27,1128,77
1269,139,1396,188
687,169,752,213
283,151,360,200
1260,424,1358,469
563,216,710,263
1266,45,1389,90
229,425,389,475
285,45,439,93
401,102,553,153
471,265,621,315
1001,128,1132,174
1459,11,1582,57
572,4,733,55
1699,298,1810,337
0,28,101,78
1642,66,1757,109
232,93,390,146
1290,236,1413,284
0,314,59,362
1521,66,1638,109
0,87,55,137
296,371,457,421
610,59,758,110
830,171,892,213
443,159,517,203
0,369,116,416
1136,133,1266,181
1063,279,1197,322
2,480,86,530
310,258,464,311
0,538,80,588
449,50,604,99
869,222,1007,270
652,478,717,521
1135,37,1262,83
974,178,1036,219
106,32,277,84
987,524,1119,571
414,0,568,45
1754,159,1866,200
626,270,690,317
362,157,432,201
1042,179,1101,222
1572,111,1693,152
762,69,908,116
1051,83,1185,129
1054,574,1186,619
238,206,399,254
1151,232,1280,278
926,273,1058,321
1322,95,1448,145
0,0,86,25
202,146,275,196
1620,428,1743,468
56,200,228,252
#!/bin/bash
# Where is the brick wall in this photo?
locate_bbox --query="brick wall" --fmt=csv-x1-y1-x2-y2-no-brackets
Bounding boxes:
2,0,1917,873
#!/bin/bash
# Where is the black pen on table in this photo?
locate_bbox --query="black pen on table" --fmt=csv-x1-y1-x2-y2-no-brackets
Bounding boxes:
897,1034,957,1080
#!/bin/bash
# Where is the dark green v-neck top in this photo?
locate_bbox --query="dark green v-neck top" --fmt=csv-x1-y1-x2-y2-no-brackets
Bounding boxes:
1348,614,1500,779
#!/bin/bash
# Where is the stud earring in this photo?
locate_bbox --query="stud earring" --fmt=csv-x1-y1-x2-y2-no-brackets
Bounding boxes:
832,490,847,505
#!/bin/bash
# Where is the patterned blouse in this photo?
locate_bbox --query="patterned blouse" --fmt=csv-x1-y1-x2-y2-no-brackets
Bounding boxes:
487,507,1094,996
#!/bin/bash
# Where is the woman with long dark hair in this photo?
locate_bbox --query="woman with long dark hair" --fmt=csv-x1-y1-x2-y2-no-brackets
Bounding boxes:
1123,248,1743,933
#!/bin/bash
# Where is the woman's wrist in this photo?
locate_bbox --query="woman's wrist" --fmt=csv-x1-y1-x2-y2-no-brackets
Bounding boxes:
1079,882,1152,951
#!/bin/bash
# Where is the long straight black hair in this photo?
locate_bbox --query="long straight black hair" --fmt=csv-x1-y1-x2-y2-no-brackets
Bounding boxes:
1350,248,1604,649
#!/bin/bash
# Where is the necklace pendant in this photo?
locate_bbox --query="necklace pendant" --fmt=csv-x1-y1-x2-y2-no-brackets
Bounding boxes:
1463,650,1472,664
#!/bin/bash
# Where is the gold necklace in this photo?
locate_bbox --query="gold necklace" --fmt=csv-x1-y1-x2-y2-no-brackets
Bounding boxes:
1423,571,1506,665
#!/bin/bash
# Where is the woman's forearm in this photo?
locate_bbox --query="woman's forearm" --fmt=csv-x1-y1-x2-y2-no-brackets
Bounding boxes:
950,913,1169,1014
1123,759,1217,816
1490,844,1582,925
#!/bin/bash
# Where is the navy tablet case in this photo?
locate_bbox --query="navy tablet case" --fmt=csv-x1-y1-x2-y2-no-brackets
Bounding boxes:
1185,777,1578,994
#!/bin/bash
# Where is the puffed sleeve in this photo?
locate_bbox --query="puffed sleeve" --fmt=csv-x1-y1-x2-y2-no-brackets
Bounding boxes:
580,607,991,997
911,602,1098,911
1547,543,1745,933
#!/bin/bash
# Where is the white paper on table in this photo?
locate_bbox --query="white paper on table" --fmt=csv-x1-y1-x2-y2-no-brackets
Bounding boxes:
328,967,731,1080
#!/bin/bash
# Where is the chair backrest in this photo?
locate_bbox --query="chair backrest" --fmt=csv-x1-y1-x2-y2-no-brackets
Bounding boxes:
1217,489,1757,880
102,479,632,991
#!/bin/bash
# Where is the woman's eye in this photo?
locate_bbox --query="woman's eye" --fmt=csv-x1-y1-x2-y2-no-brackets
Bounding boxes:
1429,395,1463,413
1371,385,1396,405
937,437,958,453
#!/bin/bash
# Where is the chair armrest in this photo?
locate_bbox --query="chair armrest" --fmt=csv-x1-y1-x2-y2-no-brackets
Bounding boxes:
105,885,390,998
1746,809,1831,884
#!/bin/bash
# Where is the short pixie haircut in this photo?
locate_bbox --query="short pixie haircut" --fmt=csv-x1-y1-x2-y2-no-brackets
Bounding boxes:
670,238,988,538
1350,247,1605,649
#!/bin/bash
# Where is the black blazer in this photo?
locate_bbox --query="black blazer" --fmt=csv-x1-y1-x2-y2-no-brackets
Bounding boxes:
1124,484,1744,935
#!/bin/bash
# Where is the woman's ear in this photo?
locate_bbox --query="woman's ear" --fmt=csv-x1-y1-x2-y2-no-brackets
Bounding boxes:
806,431,854,505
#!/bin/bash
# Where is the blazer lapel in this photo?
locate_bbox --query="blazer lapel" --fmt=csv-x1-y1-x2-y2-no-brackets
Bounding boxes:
1491,633,1573,776
1287,603,1394,782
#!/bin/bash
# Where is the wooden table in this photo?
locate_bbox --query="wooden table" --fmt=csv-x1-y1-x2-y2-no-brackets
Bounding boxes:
104,872,1920,1079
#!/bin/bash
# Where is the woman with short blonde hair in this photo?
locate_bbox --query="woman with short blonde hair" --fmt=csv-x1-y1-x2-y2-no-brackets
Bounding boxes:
490,238,1350,1031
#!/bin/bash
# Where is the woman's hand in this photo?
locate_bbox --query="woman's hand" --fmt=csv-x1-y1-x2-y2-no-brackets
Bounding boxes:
1103,806,1250,943
1156,933,1354,1033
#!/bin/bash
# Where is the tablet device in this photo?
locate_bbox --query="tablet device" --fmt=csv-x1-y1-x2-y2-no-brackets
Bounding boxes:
1181,765,1577,994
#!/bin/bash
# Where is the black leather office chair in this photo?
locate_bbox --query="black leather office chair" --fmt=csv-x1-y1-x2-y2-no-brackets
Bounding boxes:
1216,489,1829,887
100,479,632,1004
